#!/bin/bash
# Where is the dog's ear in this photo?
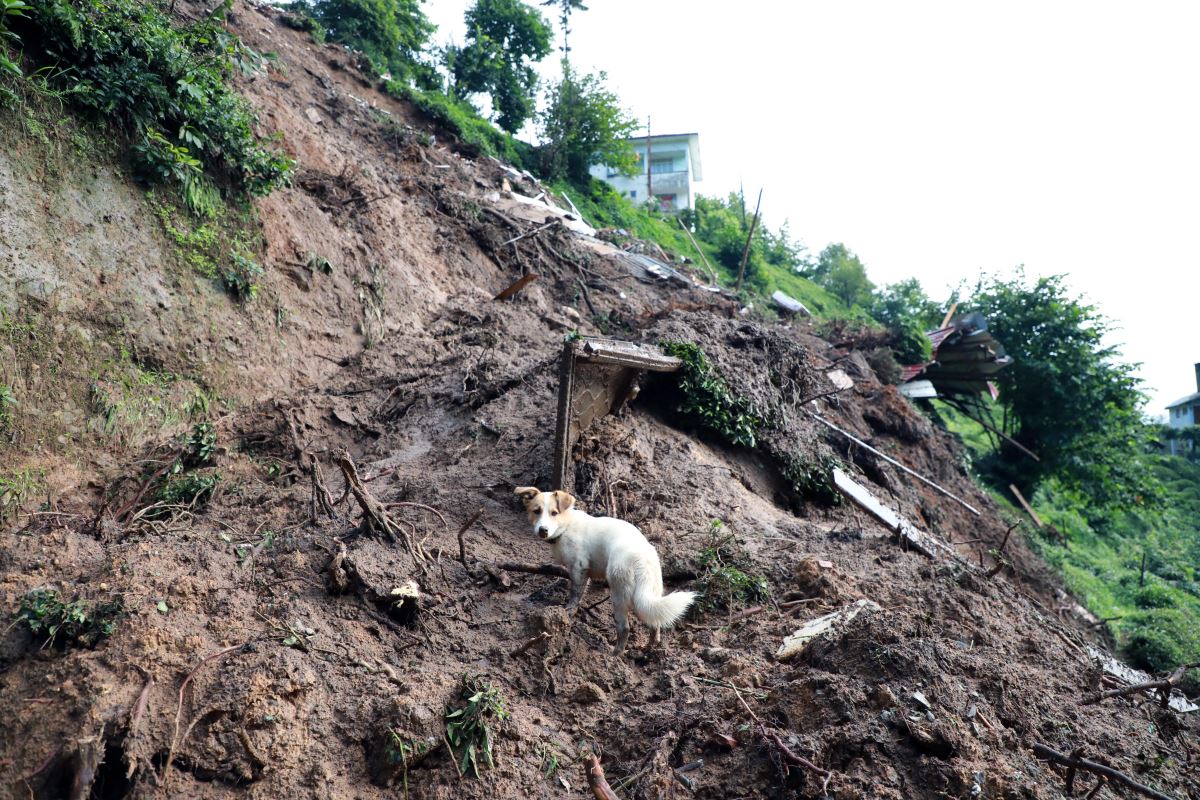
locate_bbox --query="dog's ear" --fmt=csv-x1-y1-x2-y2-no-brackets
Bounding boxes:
514,486,540,505
552,490,575,513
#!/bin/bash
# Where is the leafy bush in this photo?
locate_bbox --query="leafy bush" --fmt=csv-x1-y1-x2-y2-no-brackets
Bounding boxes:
184,421,217,466
280,5,326,43
444,674,509,778
14,0,293,211
1124,607,1200,688
660,341,762,448
0,0,30,94
1135,581,1178,610
538,66,637,183
309,0,433,84
17,588,123,649
0,383,16,430
155,471,219,510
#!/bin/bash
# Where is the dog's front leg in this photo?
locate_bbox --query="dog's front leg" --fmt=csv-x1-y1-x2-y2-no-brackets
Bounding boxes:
565,566,589,612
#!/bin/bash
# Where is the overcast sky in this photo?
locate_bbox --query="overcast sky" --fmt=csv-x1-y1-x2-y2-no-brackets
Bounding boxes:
424,0,1199,416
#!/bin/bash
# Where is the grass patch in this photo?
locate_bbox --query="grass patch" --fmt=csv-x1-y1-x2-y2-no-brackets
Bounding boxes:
444,674,509,779
17,588,123,649
384,81,533,167
0,467,43,523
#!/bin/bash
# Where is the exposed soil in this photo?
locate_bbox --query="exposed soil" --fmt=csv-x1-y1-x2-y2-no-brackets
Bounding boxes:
0,3,1197,799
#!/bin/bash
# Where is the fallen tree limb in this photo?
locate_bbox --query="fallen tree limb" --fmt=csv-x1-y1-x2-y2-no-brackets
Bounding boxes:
457,508,484,566
583,754,619,800
1082,663,1199,708
1031,742,1176,800
337,450,427,571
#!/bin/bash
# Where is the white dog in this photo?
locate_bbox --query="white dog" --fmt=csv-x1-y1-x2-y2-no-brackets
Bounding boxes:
514,486,696,655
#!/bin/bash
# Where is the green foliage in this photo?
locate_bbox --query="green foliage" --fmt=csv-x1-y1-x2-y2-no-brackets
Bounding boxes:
184,421,217,466
659,341,762,448
310,0,433,83
17,588,122,649
809,243,875,307
967,270,1159,513
0,383,16,431
222,250,264,301
14,0,293,210
280,4,327,43
694,521,769,612
1124,608,1200,689
448,0,552,133
385,80,533,166
384,728,435,798
779,452,843,506
0,0,30,93
155,470,220,511
867,278,943,364
538,66,637,183
0,468,41,522
444,674,509,779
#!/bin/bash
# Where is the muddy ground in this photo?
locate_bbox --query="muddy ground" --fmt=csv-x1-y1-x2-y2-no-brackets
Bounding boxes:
1,3,1197,799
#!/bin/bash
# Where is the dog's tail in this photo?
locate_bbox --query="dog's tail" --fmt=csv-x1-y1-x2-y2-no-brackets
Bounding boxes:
633,584,697,629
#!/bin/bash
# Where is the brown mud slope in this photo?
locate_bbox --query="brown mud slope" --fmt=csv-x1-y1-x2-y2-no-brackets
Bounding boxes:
1,3,1197,799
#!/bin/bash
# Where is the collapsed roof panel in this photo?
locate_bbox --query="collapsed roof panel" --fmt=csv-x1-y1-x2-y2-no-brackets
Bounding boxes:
902,312,1011,398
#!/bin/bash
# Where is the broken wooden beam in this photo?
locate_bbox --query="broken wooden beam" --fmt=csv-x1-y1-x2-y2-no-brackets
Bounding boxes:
810,412,982,516
583,754,620,800
494,273,538,301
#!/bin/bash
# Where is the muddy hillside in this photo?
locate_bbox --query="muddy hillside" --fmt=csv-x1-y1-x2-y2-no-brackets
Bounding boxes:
1,3,1197,799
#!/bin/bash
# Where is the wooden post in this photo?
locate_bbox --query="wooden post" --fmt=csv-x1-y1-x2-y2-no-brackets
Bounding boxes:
1008,484,1043,528
735,188,763,292
939,302,960,329
678,217,720,285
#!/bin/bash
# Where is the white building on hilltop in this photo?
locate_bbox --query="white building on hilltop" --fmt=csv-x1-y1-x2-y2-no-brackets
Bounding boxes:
589,132,702,213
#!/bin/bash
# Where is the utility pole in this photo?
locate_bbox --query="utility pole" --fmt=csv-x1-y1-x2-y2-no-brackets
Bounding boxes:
735,188,763,292
646,116,652,207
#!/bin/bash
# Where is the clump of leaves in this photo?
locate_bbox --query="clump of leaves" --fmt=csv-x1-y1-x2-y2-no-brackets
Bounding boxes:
154,471,219,512
223,251,264,301
279,5,326,43
444,674,509,779
780,452,843,506
695,520,769,612
183,421,217,466
17,589,123,649
660,341,762,448
305,251,333,275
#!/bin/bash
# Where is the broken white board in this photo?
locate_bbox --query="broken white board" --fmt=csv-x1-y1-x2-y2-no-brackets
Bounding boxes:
1086,645,1199,713
772,290,811,317
898,380,937,399
496,192,596,236
777,599,881,660
832,468,955,560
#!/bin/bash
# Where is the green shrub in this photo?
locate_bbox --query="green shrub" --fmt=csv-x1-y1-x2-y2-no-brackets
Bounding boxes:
17,588,123,649
14,0,293,210
660,341,762,448
1134,581,1178,610
1124,607,1200,687
280,5,326,43
444,674,509,778
0,383,16,430
779,452,843,507
154,471,219,511
384,80,532,167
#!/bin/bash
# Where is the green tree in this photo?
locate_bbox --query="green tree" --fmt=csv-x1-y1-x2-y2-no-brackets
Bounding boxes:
868,278,945,364
812,243,874,307
541,0,586,59
448,0,552,133
538,66,636,183
968,270,1159,512
312,0,434,82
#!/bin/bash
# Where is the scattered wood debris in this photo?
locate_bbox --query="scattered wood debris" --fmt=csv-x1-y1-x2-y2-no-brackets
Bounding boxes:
776,599,881,660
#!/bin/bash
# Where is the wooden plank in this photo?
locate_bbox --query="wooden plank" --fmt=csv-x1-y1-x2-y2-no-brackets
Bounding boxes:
579,339,681,372
811,413,982,516
551,343,578,491
1009,484,1044,528
832,469,952,560
493,273,538,301
939,302,960,329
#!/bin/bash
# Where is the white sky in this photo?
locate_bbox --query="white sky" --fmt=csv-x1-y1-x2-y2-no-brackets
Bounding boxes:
423,0,1200,415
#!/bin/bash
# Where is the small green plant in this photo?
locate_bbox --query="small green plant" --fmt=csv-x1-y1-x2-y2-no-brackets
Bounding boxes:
184,421,217,466
222,251,264,301
0,383,16,430
0,468,41,523
695,521,769,612
153,471,220,513
0,0,29,92
384,728,435,798
17,589,123,649
444,674,509,779
660,341,762,448
537,743,566,781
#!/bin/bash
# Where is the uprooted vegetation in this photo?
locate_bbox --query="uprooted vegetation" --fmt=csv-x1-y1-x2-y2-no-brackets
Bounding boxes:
0,4,1197,800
